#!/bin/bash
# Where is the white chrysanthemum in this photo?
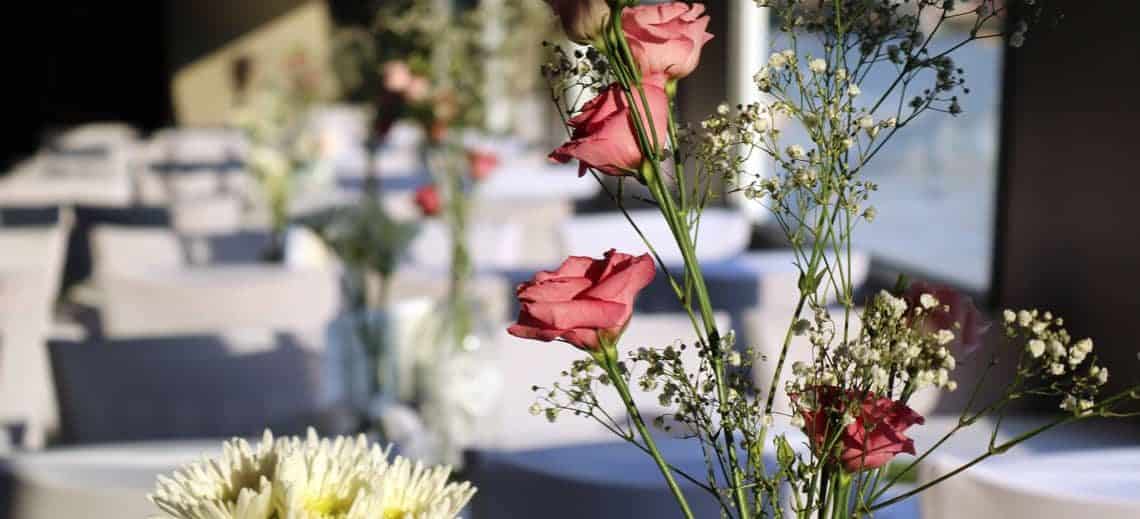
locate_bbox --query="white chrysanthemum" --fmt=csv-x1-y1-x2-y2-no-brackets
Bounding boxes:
274,430,393,518
150,430,280,519
151,429,475,519
371,457,476,519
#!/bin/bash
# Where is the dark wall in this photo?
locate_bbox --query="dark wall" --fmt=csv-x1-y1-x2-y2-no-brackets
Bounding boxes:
996,4,1140,396
1,1,313,170
3,4,171,168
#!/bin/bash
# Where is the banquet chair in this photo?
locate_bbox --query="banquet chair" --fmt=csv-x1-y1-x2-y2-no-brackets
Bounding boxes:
0,215,72,447
89,223,339,338
407,220,524,271
560,208,751,266
48,334,329,444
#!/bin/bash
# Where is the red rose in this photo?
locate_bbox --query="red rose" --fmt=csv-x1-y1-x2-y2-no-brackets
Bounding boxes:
904,281,991,354
508,249,656,350
622,3,713,83
414,184,441,216
549,82,670,177
467,149,500,181
545,0,610,44
799,386,924,473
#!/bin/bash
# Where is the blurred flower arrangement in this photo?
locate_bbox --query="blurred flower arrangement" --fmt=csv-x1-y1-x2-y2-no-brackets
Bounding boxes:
150,429,474,519
325,0,540,464
507,1,1140,518
230,49,336,259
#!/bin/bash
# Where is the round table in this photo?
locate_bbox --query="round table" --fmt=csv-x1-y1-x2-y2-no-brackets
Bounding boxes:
469,436,919,519
920,447,1140,519
0,440,221,519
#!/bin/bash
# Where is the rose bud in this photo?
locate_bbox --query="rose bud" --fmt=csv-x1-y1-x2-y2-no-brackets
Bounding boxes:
508,249,656,350
414,184,441,216
549,82,670,177
799,386,925,473
622,2,714,83
382,60,413,94
545,0,611,45
904,281,991,355
467,149,500,181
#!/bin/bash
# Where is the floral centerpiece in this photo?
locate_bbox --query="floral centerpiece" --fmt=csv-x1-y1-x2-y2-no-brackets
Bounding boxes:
508,1,1140,518
230,49,335,260
149,429,474,519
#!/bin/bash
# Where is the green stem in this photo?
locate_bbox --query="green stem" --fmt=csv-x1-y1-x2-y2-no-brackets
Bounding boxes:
594,344,696,519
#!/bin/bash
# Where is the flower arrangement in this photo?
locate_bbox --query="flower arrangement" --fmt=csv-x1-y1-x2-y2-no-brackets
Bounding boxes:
230,49,335,258
149,429,475,519
508,1,1140,518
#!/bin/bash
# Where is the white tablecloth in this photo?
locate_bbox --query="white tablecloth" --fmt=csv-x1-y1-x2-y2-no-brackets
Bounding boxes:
0,440,221,519
920,447,1140,519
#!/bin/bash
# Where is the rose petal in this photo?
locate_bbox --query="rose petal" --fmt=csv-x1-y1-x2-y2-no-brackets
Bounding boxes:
516,277,594,302
522,299,629,330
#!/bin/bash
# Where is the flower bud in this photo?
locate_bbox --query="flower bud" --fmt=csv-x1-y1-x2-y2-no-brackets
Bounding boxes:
546,0,611,44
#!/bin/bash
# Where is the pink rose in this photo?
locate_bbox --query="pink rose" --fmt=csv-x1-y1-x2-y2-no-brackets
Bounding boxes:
904,281,991,354
467,149,500,181
414,184,441,216
549,82,670,177
508,249,656,350
799,386,925,473
383,60,413,94
545,0,610,44
622,3,713,83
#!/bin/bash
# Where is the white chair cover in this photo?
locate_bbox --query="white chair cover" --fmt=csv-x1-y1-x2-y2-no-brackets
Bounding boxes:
560,208,751,266
0,218,71,445
97,265,339,339
472,198,572,267
169,195,245,236
90,226,185,277
474,155,600,202
150,127,245,165
0,156,133,207
51,122,138,149
407,220,523,271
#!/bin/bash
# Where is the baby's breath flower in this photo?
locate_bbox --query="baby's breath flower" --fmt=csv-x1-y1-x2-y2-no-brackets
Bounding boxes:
1028,339,1046,358
808,58,827,74
847,84,861,97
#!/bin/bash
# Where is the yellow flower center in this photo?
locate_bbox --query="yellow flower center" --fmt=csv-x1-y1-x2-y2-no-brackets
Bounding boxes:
303,493,354,518
382,507,408,519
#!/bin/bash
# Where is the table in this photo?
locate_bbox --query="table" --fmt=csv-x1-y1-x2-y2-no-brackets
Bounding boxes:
0,440,221,519
470,436,920,519
920,447,1140,519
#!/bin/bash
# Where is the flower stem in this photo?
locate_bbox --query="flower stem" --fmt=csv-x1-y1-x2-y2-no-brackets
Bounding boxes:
594,344,696,519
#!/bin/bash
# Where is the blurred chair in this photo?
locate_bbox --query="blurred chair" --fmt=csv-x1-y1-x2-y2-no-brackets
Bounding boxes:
48,334,329,444
481,312,730,452
94,264,339,339
560,208,751,265
0,214,72,447
472,198,571,267
407,220,523,271
62,205,171,294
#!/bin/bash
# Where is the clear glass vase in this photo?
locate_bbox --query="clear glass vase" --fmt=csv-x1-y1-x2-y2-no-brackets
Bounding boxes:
412,296,503,468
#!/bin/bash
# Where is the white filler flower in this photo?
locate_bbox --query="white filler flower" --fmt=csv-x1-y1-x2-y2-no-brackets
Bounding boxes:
150,429,476,519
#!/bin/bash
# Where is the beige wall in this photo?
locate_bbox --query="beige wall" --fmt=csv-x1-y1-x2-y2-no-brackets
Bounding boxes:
168,0,332,126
